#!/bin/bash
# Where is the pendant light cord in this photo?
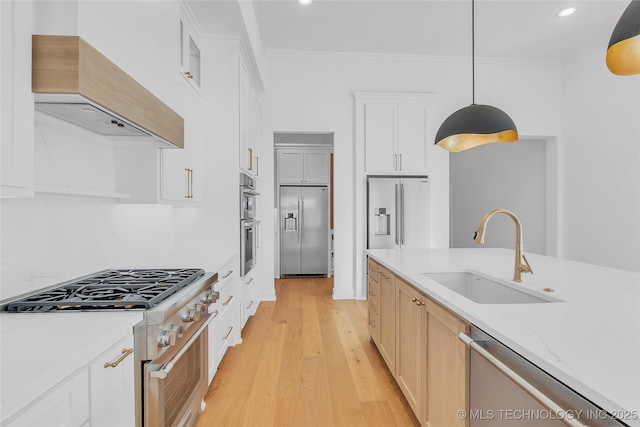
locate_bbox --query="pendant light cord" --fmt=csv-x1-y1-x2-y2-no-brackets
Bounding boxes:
472,0,475,105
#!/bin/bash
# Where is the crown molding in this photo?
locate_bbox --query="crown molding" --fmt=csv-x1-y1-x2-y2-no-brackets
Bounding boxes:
266,49,561,68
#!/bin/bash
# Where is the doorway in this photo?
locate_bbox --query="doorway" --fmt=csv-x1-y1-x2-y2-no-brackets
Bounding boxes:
273,132,334,279
450,139,556,256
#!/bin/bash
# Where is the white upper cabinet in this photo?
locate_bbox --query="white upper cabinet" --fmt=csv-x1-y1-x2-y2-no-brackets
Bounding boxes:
277,149,330,185
160,78,204,204
364,103,397,173
1,0,34,198
239,59,261,177
361,94,435,175
180,17,201,92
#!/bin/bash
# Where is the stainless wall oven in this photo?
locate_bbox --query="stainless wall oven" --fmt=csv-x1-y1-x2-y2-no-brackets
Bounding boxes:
240,172,260,276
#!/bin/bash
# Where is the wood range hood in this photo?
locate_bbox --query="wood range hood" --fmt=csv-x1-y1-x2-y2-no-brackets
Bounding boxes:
32,35,184,149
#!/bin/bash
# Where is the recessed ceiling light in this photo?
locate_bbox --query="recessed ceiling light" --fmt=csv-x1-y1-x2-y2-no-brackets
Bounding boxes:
298,0,312,5
557,7,577,18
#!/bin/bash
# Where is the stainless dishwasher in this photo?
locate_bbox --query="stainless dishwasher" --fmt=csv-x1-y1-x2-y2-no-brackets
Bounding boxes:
460,326,629,427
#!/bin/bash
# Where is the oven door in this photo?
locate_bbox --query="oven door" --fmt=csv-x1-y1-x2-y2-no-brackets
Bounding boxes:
145,316,212,427
240,219,260,276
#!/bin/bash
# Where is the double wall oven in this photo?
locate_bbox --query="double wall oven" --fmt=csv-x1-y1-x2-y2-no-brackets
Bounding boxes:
240,172,260,276
2,268,220,427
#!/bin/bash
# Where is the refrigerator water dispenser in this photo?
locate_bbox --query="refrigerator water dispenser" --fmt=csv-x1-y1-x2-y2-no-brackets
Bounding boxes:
374,208,390,235
284,213,297,231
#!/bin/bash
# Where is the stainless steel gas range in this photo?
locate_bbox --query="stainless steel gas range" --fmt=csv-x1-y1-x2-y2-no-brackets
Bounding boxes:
1,268,219,427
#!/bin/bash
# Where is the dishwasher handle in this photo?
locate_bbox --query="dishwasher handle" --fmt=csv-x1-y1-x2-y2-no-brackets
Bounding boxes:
458,332,588,427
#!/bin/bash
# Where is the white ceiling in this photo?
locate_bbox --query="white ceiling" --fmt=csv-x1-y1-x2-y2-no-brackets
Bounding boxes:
190,0,629,62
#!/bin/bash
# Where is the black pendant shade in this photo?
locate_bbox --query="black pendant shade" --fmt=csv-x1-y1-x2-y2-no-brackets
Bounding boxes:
435,104,518,153
606,0,640,75
434,0,518,152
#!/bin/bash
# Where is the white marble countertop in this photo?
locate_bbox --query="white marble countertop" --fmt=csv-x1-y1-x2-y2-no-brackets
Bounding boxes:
0,311,143,422
365,248,640,427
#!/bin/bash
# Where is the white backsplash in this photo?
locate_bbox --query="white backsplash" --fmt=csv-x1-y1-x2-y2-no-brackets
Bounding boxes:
1,115,234,300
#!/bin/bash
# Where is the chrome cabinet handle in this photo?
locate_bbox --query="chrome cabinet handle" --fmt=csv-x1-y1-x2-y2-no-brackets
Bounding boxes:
104,348,133,368
223,326,234,340
222,270,233,279
399,153,402,171
222,295,234,306
458,333,587,427
256,156,259,176
246,300,254,309
246,277,254,285
184,71,193,79
248,148,253,170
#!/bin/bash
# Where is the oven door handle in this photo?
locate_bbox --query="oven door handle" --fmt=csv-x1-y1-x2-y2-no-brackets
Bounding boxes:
149,315,215,380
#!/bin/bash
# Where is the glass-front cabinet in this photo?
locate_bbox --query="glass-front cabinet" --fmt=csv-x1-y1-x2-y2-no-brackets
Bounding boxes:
179,17,201,90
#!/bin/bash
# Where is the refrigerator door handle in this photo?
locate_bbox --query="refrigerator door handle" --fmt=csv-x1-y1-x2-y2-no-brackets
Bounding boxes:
297,197,302,244
301,196,305,243
400,183,405,245
394,184,399,245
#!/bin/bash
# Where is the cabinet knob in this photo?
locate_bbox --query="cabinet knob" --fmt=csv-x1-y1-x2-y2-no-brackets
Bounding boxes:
411,297,417,303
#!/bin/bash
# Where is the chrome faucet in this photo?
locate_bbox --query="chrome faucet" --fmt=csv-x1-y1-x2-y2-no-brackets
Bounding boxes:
473,208,533,282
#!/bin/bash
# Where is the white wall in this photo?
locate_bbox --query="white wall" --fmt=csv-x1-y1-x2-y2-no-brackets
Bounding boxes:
560,46,640,272
450,139,549,256
259,53,562,299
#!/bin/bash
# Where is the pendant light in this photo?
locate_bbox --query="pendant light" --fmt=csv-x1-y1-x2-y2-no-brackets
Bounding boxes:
435,0,518,153
606,0,640,75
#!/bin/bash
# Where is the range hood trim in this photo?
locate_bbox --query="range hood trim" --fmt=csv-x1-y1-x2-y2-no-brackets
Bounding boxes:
32,35,184,149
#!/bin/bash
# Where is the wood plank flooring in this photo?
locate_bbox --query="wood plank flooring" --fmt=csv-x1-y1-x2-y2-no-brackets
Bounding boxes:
196,277,420,427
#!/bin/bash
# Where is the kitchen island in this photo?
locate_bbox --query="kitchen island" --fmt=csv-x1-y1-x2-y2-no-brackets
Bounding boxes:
365,248,639,427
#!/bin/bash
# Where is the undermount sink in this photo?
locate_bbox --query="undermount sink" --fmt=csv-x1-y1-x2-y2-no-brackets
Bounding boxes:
423,272,560,304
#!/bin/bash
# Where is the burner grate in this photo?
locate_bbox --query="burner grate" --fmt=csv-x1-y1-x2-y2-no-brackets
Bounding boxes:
5,268,205,312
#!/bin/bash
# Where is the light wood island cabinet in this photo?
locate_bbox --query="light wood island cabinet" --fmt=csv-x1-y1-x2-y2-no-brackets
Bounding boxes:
378,264,397,376
424,299,469,427
396,277,426,418
367,256,470,427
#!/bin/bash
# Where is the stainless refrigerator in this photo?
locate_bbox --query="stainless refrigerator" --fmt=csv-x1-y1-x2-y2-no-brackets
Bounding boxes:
367,176,431,249
280,186,329,276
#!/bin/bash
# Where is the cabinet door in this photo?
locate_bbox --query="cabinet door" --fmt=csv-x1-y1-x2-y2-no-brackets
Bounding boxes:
378,267,396,376
395,279,426,419
277,150,305,184
364,103,396,173
179,18,201,90
397,104,428,173
4,369,90,426
303,151,330,184
0,0,34,198
425,300,469,427
239,60,253,174
90,335,136,427
160,79,203,203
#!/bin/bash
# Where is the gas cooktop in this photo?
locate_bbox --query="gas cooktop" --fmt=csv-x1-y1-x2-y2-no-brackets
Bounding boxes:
3,268,205,312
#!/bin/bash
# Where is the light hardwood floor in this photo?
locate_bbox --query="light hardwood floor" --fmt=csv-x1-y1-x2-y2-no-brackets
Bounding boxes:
196,277,420,427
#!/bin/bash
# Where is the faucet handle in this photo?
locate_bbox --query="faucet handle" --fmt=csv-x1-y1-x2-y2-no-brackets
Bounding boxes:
521,254,534,274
